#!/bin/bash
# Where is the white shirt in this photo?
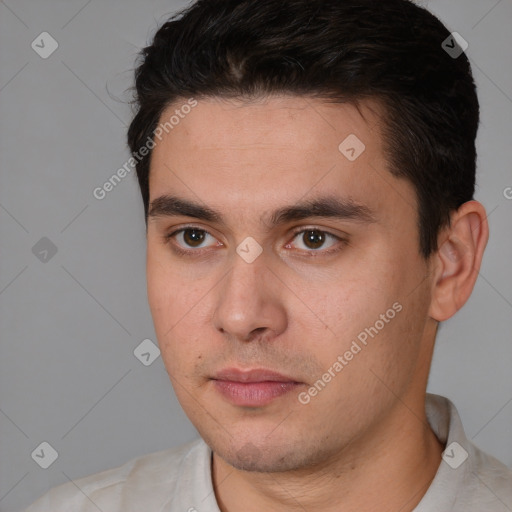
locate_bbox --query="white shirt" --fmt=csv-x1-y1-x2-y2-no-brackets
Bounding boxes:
24,394,512,511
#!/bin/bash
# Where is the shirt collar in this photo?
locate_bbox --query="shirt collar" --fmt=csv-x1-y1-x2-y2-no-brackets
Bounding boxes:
413,393,472,511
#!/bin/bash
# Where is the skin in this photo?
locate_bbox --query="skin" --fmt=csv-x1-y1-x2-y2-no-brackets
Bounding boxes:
145,95,488,512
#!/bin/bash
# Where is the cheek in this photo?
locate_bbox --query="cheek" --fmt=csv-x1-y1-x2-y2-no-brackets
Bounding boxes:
308,269,395,339
146,255,206,369
304,255,424,376
146,247,201,323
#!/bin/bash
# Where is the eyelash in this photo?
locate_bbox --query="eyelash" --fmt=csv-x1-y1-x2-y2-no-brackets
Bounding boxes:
162,224,347,258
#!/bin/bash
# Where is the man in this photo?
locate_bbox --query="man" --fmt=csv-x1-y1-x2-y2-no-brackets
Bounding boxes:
25,0,512,510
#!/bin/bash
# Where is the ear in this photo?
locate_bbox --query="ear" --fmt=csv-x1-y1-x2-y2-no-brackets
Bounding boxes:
429,200,489,322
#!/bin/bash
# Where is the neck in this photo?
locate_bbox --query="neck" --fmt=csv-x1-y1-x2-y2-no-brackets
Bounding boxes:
212,396,444,512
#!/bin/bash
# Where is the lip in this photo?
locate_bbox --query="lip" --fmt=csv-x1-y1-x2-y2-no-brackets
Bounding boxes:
212,368,302,407
213,368,298,383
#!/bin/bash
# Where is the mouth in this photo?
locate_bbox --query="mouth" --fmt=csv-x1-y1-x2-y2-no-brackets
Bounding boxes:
211,368,303,407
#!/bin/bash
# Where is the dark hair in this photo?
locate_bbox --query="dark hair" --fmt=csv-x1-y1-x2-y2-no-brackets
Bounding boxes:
127,0,479,257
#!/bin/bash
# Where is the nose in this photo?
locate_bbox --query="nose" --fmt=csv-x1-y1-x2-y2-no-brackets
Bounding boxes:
212,250,288,343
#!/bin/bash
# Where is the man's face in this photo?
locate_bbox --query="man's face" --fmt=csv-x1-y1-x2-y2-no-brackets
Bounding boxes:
146,96,436,472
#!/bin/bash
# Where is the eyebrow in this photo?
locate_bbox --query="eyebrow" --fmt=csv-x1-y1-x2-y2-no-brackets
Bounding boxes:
147,194,376,227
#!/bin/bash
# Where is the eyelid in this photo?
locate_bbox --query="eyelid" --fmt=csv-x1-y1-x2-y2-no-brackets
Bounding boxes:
286,226,346,255
163,224,347,256
163,224,222,252
288,225,342,238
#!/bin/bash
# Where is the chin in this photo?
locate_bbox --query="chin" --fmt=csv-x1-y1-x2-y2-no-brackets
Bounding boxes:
212,436,326,473
225,446,299,473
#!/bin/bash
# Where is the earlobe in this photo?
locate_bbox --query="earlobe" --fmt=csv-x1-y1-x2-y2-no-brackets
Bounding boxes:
429,201,489,322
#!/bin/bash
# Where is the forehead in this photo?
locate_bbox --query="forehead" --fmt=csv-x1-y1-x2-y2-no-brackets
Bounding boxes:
157,95,382,153
147,95,416,228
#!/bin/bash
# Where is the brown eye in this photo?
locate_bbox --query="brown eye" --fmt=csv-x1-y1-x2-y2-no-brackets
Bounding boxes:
182,228,207,247
165,227,218,252
302,230,326,249
289,228,342,255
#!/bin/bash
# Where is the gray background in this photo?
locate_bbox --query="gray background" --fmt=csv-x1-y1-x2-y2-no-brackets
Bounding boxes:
0,1,511,510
